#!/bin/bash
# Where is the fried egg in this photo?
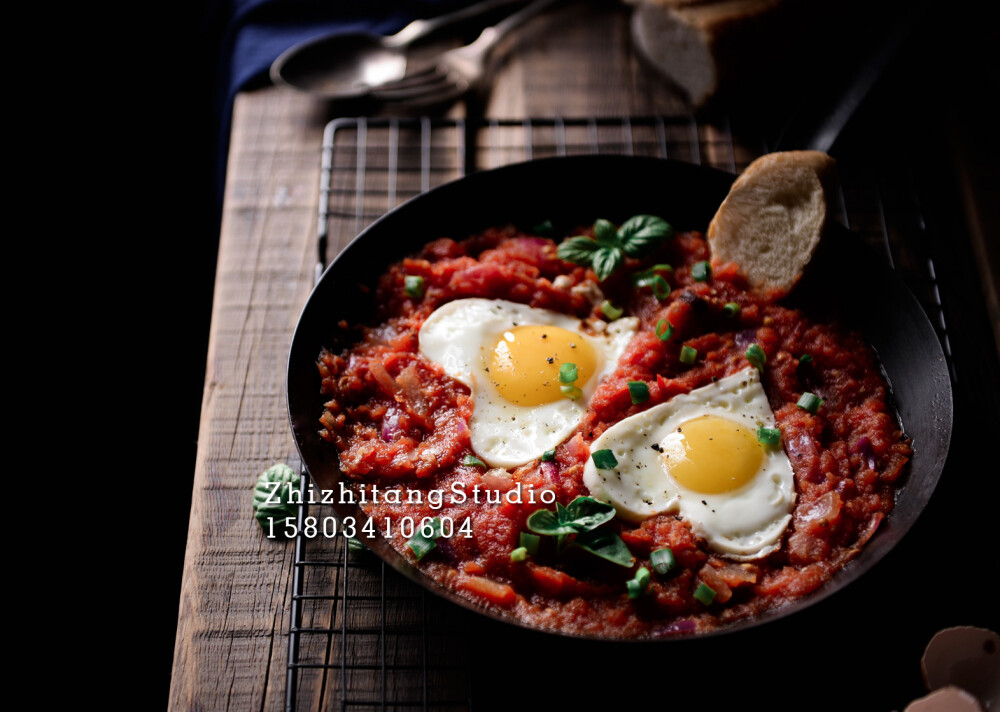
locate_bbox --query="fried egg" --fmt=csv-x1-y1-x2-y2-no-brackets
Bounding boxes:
583,368,796,560
419,298,637,468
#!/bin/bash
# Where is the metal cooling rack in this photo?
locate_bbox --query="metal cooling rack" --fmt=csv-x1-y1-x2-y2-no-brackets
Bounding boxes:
287,116,958,711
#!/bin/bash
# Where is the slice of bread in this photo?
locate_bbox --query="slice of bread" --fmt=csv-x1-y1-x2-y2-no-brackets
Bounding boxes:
630,0,787,106
707,151,836,295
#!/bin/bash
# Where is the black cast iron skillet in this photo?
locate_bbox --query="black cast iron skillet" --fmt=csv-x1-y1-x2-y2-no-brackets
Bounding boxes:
286,155,953,640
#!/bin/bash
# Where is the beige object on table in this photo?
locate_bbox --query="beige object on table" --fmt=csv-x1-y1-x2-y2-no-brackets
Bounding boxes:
627,0,797,106
707,150,836,295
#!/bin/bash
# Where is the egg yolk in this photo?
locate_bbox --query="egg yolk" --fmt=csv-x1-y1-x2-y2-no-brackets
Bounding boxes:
489,325,597,406
660,415,763,494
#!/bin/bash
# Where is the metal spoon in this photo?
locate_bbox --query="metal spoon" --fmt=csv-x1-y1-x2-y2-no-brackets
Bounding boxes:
270,0,527,100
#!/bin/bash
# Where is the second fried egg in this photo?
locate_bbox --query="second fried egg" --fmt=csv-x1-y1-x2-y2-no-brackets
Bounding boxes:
419,298,637,468
583,368,796,560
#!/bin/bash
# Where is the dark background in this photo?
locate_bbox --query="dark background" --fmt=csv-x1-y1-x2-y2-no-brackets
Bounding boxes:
151,1,998,707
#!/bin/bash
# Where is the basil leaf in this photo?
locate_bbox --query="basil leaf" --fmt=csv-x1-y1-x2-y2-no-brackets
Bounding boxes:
618,215,672,257
591,246,624,281
527,508,580,537
573,529,635,567
555,501,571,524
564,496,616,532
593,219,619,247
557,236,599,265
253,463,301,532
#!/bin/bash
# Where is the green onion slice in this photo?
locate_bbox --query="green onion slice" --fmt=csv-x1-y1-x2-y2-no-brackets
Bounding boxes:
746,343,766,372
798,354,813,366
601,300,624,320
627,381,650,404
558,362,578,384
650,548,675,575
591,449,618,470
561,384,582,400
510,546,528,562
655,319,674,342
692,261,711,282
680,345,697,365
757,426,781,446
407,517,443,561
462,454,486,468
631,264,673,284
627,566,651,599
404,274,425,299
723,302,740,318
693,582,716,605
519,532,541,555
649,274,671,301
797,392,824,414
541,449,556,462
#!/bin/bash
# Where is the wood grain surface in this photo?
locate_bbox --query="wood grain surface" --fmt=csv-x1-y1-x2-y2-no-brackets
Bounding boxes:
170,92,326,711
170,1,998,710
170,5,690,709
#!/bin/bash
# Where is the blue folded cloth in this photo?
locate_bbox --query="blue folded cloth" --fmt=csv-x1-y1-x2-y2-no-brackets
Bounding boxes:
214,0,466,216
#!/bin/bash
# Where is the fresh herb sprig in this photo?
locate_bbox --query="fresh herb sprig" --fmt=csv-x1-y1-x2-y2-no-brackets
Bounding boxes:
526,496,634,567
557,215,673,281
252,463,302,534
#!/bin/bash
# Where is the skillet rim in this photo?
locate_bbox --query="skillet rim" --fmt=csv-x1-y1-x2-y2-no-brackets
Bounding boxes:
285,154,953,642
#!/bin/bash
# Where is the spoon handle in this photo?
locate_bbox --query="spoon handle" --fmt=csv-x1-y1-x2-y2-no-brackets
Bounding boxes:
468,0,564,56
386,0,529,48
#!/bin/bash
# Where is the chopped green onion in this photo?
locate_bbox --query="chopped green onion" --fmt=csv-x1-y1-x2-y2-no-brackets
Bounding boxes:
757,426,781,446
510,546,528,562
559,362,578,384
561,384,582,400
541,449,556,462
462,454,486,468
679,345,697,365
407,517,443,561
404,275,425,299
601,300,624,320
626,566,651,599
650,548,676,575
519,532,541,555
746,343,766,372
655,319,674,342
630,264,672,284
693,582,716,605
627,381,650,404
532,220,554,236
797,392,824,414
798,354,813,366
723,302,740,318
632,267,672,301
692,261,711,282
591,449,618,470
652,275,671,300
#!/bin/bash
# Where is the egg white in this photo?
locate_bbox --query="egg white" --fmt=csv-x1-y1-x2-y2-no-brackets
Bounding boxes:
582,368,796,560
419,298,637,468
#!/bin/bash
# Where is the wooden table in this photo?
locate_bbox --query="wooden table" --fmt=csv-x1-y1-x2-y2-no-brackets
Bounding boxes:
170,4,998,710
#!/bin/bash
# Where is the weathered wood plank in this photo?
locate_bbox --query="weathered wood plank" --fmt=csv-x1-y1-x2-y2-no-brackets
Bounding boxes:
170,89,325,712
172,4,706,709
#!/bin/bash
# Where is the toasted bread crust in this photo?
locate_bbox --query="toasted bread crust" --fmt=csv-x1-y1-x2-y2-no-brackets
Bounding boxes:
707,151,836,295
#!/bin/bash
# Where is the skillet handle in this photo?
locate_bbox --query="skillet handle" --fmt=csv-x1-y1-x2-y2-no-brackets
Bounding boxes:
774,0,929,153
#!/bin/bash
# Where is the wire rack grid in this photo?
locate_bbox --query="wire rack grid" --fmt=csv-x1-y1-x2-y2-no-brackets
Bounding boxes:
286,116,955,712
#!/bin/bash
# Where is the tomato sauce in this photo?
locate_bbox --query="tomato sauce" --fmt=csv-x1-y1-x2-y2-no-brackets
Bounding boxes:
317,226,910,637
